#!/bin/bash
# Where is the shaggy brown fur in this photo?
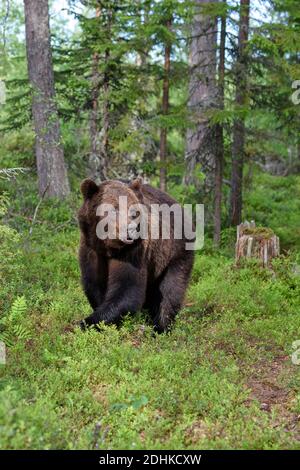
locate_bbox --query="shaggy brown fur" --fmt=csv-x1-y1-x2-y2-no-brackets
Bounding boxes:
78,178,194,332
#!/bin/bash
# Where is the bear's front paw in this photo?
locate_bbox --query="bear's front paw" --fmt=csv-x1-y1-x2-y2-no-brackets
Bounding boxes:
79,315,94,330
79,313,102,331
79,319,88,331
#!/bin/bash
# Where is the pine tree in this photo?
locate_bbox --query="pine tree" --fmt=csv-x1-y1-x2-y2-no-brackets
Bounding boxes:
159,15,172,192
23,0,70,198
229,0,250,226
184,0,218,192
214,0,227,245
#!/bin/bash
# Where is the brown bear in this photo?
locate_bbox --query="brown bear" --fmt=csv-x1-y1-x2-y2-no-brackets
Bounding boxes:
78,178,195,333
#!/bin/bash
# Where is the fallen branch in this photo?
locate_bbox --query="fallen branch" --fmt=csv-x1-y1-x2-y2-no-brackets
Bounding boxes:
29,184,49,236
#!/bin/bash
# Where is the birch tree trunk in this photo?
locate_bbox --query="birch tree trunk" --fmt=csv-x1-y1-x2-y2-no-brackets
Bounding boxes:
184,0,218,191
24,0,70,198
229,0,250,226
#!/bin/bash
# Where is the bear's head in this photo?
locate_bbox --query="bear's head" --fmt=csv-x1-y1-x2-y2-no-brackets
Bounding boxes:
78,178,145,253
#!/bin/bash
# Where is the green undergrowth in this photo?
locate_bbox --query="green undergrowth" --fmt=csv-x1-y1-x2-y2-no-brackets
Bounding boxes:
0,173,300,449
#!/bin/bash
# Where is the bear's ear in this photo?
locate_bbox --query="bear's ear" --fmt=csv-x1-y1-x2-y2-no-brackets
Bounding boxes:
80,179,99,200
129,177,144,201
129,177,143,192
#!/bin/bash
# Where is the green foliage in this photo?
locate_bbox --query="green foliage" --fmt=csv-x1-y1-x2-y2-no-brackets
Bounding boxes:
0,194,22,302
0,296,31,347
0,234,299,449
0,0,192,179
0,127,34,168
0,0,300,451
0,173,299,449
244,173,300,250
190,254,300,322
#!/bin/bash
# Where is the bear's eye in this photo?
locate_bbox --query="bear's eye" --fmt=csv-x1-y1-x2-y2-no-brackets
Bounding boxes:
129,208,139,218
92,204,100,215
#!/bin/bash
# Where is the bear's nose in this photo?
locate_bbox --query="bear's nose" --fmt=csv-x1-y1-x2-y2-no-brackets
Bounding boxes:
127,222,139,239
118,227,134,244
119,235,134,244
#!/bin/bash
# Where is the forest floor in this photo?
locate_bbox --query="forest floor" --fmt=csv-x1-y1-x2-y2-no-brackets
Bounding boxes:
0,174,300,449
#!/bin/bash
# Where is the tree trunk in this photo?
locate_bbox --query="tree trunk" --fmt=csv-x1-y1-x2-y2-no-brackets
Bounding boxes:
229,0,250,226
102,47,110,175
159,18,172,193
184,0,218,191
235,221,280,267
89,6,108,183
213,0,227,246
24,0,70,198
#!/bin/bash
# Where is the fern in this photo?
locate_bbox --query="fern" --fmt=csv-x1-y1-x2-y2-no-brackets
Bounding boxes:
0,296,31,347
0,168,29,180
12,324,31,341
0,331,13,348
9,296,27,323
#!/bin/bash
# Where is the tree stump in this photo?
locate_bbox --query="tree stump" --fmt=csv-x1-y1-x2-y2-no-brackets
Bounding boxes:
235,221,280,267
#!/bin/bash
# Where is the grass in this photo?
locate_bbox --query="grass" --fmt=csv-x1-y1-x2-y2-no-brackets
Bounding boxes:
0,175,300,449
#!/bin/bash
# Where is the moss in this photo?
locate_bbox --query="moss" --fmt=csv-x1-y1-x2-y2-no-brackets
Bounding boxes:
242,226,275,239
